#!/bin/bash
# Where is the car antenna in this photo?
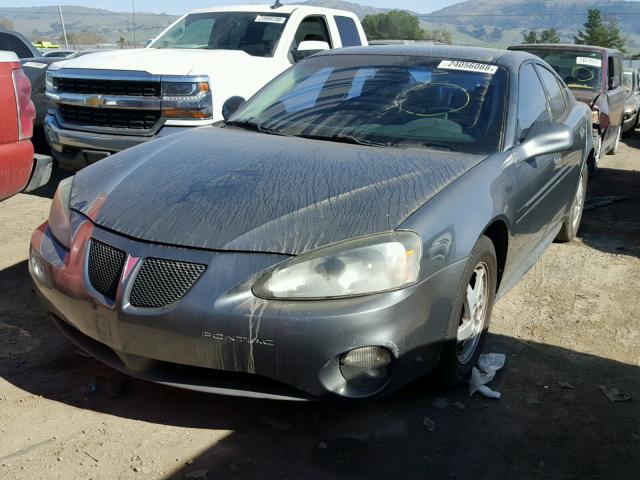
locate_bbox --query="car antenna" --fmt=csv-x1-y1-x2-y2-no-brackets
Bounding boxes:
271,0,283,9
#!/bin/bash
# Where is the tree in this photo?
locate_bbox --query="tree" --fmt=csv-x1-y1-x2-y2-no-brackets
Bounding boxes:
424,28,452,44
575,9,624,51
522,29,560,44
362,10,424,40
540,28,560,43
0,18,14,30
61,31,107,45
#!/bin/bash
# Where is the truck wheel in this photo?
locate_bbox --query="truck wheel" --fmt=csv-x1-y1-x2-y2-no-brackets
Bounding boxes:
607,126,621,155
588,134,601,176
555,165,587,243
436,235,497,388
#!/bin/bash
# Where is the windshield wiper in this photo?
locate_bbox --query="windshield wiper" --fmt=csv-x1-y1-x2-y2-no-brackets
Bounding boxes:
224,120,288,136
295,132,391,148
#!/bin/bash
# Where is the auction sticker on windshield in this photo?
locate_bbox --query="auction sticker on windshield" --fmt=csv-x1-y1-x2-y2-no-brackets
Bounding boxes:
576,57,602,68
255,15,286,23
438,60,498,74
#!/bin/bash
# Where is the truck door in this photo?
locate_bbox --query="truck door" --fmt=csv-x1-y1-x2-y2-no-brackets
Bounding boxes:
606,54,625,140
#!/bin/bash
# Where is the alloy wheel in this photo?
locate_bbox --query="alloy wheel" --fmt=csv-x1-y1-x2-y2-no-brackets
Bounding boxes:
457,262,489,365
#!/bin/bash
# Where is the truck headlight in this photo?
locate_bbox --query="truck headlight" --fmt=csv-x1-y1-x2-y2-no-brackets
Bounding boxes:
253,232,421,300
49,177,73,249
45,71,54,92
161,79,212,119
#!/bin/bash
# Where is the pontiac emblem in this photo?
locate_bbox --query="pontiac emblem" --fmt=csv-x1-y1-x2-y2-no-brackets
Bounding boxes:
85,95,105,107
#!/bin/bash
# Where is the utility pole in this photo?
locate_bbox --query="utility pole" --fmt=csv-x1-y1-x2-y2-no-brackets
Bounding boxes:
132,0,136,47
58,4,69,49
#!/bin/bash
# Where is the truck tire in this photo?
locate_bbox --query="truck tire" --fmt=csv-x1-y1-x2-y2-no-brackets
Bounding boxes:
436,235,497,388
607,126,621,155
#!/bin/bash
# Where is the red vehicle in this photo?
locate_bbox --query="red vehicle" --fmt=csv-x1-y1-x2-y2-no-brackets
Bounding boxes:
0,50,51,201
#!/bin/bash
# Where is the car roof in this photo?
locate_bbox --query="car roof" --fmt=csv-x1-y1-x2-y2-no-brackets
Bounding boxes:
189,3,357,16
316,45,538,70
511,43,621,56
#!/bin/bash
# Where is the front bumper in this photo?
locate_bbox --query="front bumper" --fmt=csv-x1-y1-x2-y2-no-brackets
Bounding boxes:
30,218,464,400
44,114,192,170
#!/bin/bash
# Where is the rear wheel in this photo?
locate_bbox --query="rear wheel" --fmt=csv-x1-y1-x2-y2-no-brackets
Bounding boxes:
436,236,497,387
555,166,587,242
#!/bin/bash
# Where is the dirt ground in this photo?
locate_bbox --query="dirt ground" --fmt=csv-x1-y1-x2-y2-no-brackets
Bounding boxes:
1,137,639,480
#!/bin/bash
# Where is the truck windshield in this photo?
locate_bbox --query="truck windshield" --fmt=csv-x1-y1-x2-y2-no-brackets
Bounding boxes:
151,12,289,57
228,55,508,154
523,49,602,91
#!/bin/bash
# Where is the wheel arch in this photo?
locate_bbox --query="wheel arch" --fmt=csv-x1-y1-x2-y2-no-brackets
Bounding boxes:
482,218,509,289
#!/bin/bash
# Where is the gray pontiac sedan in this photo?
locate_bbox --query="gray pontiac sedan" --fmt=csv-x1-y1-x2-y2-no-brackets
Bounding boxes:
30,46,592,400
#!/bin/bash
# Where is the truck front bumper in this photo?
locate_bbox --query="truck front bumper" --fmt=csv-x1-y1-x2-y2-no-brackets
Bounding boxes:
44,114,192,170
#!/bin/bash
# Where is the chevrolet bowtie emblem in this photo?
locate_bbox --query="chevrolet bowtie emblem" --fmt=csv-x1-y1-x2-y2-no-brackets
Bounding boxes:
85,95,105,107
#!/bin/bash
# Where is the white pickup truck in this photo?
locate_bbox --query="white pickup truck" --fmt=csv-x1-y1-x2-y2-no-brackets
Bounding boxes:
44,3,367,169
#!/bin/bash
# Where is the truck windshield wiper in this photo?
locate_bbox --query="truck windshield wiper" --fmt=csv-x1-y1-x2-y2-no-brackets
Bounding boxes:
225,120,288,136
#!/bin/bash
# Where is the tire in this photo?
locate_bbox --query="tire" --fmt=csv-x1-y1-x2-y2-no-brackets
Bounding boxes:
588,133,601,177
555,165,587,243
607,126,621,155
436,235,497,388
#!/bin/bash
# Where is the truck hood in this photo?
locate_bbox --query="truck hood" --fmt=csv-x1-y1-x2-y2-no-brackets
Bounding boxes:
70,127,485,255
52,48,270,76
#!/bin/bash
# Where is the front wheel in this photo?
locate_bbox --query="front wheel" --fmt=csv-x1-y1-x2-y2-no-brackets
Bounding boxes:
607,126,621,155
436,235,497,387
555,166,587,242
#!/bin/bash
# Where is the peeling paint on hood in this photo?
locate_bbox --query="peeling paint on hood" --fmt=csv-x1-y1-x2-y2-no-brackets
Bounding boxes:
70,127,486,255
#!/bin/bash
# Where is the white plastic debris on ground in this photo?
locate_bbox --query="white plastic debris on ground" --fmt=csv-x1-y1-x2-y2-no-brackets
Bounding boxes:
469,353,505,399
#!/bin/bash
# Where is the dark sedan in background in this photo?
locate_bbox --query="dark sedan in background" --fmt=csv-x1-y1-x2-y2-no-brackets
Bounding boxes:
30,46,592,400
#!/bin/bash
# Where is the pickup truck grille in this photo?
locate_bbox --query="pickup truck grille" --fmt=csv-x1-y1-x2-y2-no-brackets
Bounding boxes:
60,105,161,130
54,77,161,97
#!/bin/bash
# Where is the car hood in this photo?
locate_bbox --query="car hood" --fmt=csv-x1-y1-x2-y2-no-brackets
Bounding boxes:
70,127,486,255
571,89,599,107
50,48,271,76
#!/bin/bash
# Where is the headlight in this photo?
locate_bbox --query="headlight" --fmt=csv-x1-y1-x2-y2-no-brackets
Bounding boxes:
49,177,73,249
45,72,54,92
253,232,421,300
591,106,600,124
161,78,212,119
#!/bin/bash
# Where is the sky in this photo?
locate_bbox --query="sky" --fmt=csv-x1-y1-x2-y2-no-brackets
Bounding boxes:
0,0,458,15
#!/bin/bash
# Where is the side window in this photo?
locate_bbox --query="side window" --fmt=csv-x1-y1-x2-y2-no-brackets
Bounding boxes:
608,56,622,89
0,33,34,59
334,16,361,47
536,65,567,120
292,16,331,50
517,63,551,140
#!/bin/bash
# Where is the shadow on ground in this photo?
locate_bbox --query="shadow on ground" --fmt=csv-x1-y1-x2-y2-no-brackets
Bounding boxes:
1,259,639,479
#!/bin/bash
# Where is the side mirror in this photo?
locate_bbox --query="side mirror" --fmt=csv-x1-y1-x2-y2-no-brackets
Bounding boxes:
515,122,573,159
144,39,153,48
222,96,246,121
609,76,620,90
292,40,330,62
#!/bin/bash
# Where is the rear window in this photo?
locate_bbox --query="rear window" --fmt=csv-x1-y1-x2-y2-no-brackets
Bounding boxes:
335,16,362,47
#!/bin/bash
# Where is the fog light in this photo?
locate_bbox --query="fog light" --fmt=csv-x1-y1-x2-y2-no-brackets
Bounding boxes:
30,249,45,280
339,346,393,392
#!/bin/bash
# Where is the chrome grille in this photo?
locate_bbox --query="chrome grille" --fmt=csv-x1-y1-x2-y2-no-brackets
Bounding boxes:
59,105,161,130
54,77,161,97
87,239,126,300
130,258,206,308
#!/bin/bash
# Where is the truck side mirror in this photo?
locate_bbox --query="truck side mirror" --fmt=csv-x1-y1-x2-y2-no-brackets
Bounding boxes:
144,39,153,48
222,96,246,120
609,76,620,90
292,40,330,62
